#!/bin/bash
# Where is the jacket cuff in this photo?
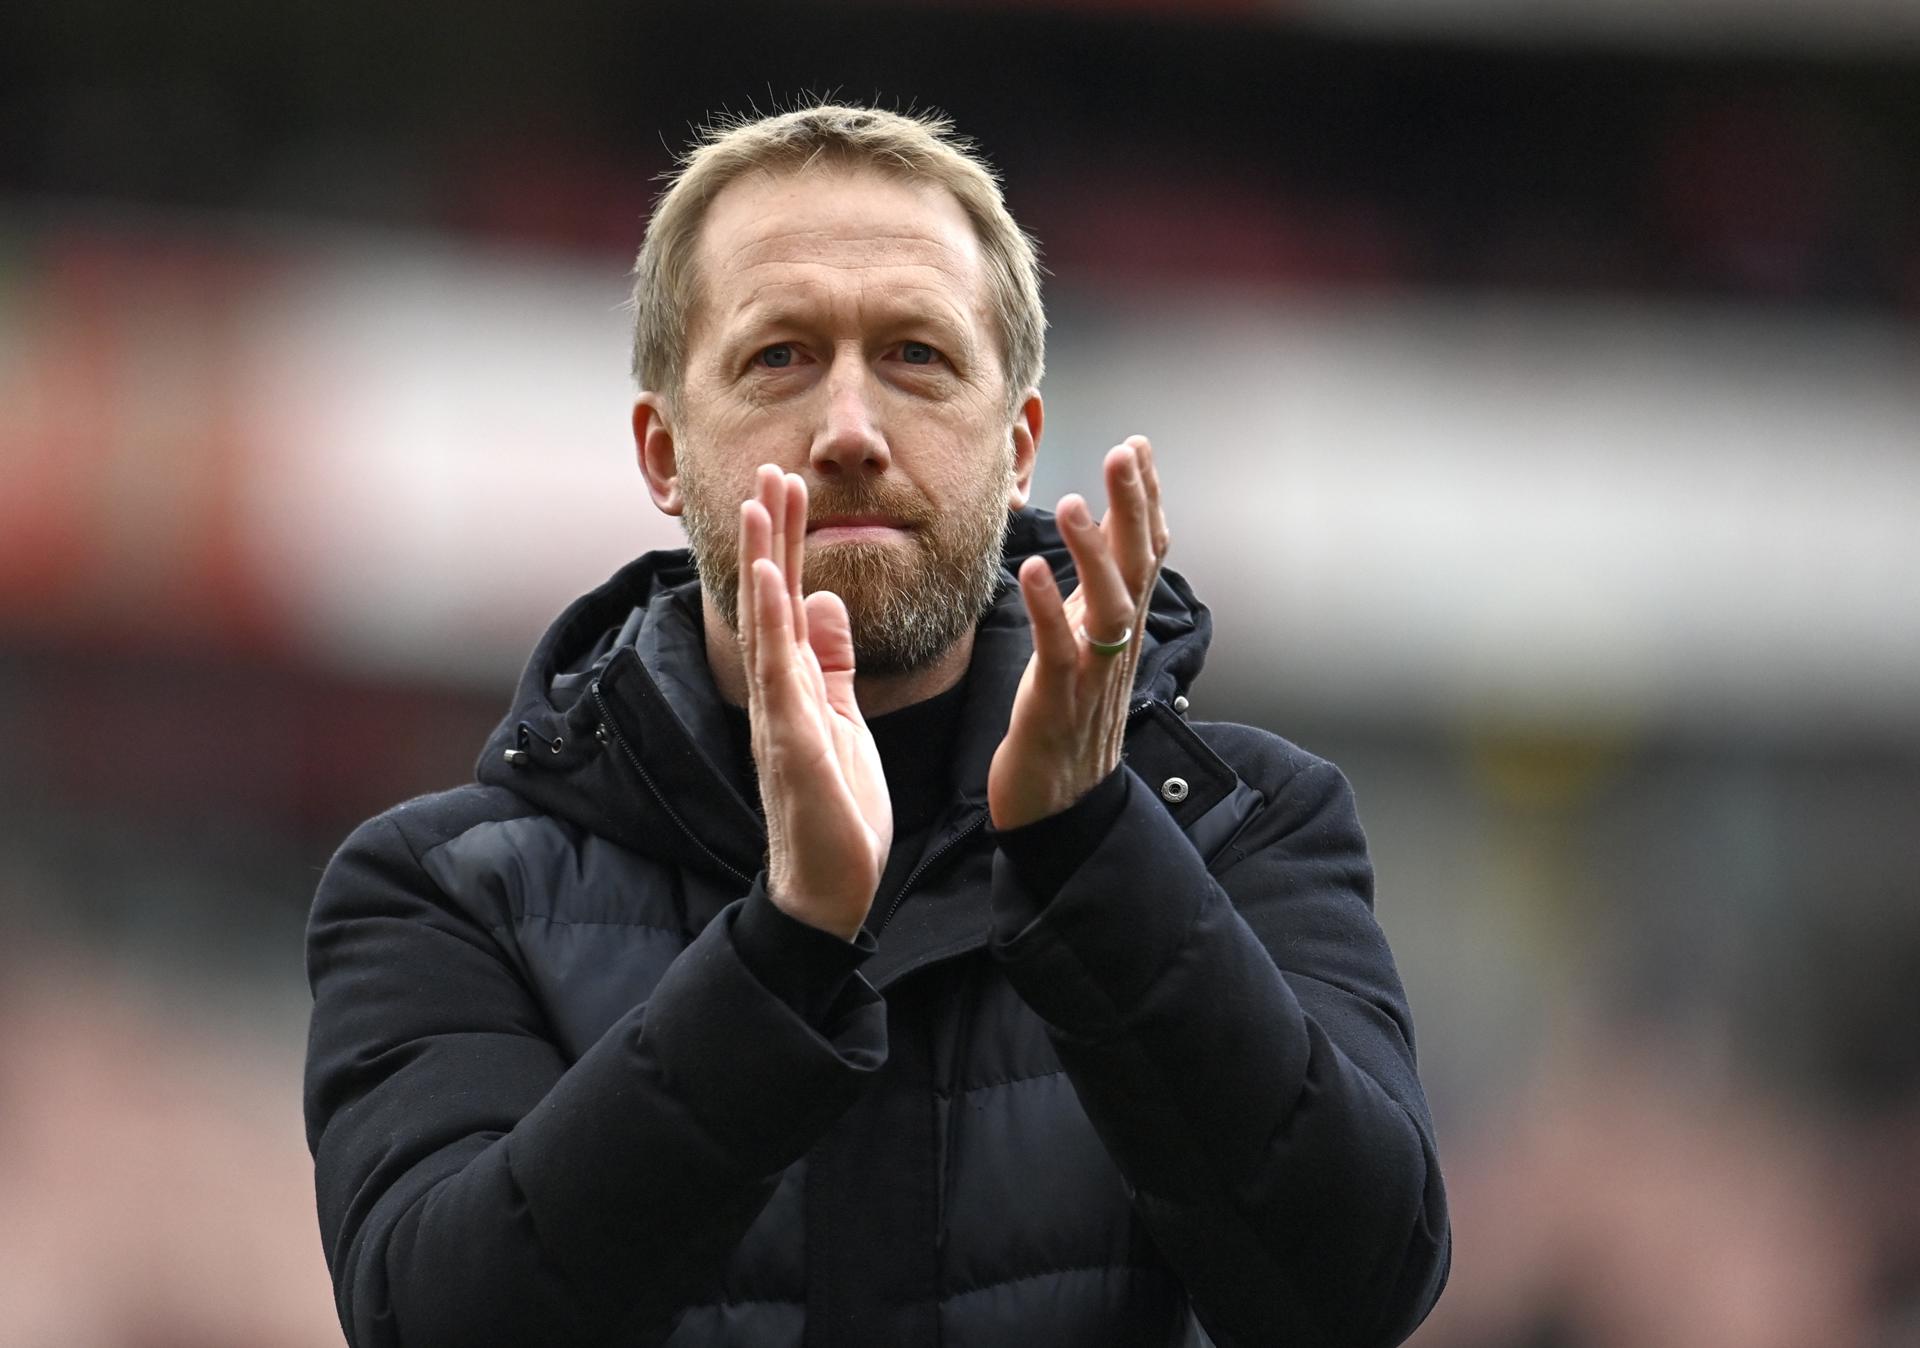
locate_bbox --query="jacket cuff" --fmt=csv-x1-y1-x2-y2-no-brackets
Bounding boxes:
987,765,1128,907
732,876,875,1028
990,767,1215,1028
517,895,888,1209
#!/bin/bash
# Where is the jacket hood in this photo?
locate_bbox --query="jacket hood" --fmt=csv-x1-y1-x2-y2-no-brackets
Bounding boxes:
476,505,1212,880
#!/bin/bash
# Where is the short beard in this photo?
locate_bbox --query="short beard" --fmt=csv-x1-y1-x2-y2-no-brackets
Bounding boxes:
679,457,1013,677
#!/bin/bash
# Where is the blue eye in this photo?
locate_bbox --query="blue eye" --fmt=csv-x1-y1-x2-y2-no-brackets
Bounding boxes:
901,342,937,365
758,344,794,369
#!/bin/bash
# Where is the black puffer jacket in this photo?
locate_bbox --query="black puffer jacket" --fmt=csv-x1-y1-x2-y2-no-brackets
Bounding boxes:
304,507,1450,1348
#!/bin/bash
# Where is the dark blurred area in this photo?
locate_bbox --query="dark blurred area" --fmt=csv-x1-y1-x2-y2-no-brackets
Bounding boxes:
2,2,1917,1344
7,0,1920,302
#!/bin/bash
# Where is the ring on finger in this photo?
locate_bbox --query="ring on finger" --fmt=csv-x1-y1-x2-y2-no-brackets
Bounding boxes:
1081,625,1132,656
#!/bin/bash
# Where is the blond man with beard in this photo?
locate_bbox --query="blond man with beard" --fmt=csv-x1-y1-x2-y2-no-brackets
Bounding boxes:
305,105,1449,1348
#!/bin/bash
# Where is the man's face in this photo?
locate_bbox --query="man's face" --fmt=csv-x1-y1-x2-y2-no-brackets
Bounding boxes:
659,166,1035,675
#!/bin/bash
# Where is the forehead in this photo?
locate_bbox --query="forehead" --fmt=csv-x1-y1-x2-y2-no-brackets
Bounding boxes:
693,166,992,334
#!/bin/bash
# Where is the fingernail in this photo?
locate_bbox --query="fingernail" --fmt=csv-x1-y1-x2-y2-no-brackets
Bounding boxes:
1065,499,1088,526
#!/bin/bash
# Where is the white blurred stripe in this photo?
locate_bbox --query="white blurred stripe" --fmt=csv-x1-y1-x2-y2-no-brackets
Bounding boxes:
235,241,677,678
225,234,1920,733
1042,292,1920,734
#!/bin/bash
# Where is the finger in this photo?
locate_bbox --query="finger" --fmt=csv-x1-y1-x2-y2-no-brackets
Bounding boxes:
784,472,809,646
749,557,796,695
754,465,799,651
1057,493,1133,647
1133,434,1170,561
750,555,828,750
1101,442,1154,594
757,464,784,575
1018,555,1078,695
738,498,772,671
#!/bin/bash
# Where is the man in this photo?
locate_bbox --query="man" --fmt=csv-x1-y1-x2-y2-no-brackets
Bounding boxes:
304,104,1449,1348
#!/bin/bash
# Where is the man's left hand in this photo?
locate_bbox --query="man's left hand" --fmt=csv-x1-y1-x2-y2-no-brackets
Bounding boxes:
989,435,1170,831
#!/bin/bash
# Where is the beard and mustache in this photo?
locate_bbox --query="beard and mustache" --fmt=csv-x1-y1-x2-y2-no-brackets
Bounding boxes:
678,451,1015,677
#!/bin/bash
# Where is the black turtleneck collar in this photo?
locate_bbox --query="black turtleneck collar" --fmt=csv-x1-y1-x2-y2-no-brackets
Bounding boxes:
720,673,972,839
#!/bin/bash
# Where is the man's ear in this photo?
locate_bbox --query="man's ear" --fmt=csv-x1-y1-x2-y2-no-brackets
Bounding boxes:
633,393,683,516
1006,388,1043,510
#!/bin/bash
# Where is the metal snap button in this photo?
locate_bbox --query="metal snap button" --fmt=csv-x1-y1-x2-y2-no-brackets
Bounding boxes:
1173,695,1190,714
1161,776,1190,803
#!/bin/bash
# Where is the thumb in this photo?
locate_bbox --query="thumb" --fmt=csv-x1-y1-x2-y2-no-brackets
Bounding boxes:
803,590,862,715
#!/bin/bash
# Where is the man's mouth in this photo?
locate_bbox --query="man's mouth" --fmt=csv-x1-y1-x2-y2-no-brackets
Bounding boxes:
806,516,912,542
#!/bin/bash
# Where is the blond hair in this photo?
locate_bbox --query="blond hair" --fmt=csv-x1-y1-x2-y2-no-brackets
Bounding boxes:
629,103,1045,413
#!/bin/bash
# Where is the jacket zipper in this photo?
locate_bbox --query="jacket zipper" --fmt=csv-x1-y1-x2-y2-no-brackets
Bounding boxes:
875,698,1158,934
874,810,987,935
591,679,755,887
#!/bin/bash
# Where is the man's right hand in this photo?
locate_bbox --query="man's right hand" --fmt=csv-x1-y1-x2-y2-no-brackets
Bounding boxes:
738,465,893,941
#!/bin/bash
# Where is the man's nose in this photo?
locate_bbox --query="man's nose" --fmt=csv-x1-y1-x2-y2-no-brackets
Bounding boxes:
808,352,891,479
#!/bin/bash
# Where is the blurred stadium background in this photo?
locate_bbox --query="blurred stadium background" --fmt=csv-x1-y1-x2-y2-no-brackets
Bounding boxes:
3,1,1918,1343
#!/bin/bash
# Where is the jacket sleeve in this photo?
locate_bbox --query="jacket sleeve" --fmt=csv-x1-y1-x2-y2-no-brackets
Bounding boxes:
988,757,1450,1348
303,809,886,1348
